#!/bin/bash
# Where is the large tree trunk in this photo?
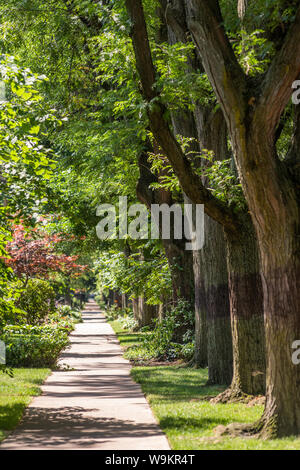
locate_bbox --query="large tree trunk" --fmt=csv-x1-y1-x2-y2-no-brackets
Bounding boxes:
241,137,300,435
220,219,265,399
259,257,300,437
203,215,233,384
193,247,208,367
192,108,233,381
135,296,158,328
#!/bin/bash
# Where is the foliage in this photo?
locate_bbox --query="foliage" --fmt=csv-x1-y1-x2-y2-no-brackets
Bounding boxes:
231,29,274,75
4,223,87,282
0,56,60,331
0,55,59,222
139,300,194,361
154,42,214,110
149,141,246,212
0,250,22,329
111,300,194,363
96,245,172,305
192,151,247,211
56,304,83,323
3,323,74,337
17,278,56,325
1,323,70,368
106,306,138,330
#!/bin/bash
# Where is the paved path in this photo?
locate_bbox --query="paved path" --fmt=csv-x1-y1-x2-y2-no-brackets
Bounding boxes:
1,301,170,450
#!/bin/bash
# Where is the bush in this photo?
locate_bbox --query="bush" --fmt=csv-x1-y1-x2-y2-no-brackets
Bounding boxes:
119,313,138,331
94,294,106,308
105,304,121,321
56,305,83,323
124,300,195,362
1,324,69,368
71,297,82,310
18,279,56,325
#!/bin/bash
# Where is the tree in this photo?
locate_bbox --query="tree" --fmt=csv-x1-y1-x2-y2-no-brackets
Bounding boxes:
0,55,60,331
125,0,265,398
176,0,300,438
4,223,87,284
157,0,233,382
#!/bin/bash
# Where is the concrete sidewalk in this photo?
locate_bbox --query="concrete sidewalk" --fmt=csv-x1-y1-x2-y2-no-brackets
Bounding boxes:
1,301,170,450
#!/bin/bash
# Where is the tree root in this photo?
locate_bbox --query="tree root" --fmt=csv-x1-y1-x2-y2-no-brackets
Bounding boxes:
210,386,257,404
213,416,278,440
213,421,258,439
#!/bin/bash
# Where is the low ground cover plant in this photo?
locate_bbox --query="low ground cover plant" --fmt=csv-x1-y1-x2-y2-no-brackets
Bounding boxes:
107,300,195,363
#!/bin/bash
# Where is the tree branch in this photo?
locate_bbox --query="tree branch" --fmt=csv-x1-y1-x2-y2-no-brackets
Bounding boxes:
183,0,247,129
254,6,300,138
125,0,238,233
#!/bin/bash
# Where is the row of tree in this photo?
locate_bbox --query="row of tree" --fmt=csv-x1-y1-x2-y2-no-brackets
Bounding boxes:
0,0,299,437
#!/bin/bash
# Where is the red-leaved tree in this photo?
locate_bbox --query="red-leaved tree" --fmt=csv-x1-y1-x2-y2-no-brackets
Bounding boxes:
4,224,87,283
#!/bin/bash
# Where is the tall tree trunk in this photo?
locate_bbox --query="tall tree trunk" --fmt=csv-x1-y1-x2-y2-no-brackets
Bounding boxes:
204,215,233,385
135,296,158,328
193,246,208,367
192,108,233,382
242,138,300,435
221,220,265,398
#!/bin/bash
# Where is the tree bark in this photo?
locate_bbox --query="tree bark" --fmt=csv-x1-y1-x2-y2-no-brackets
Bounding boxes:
183,0,300,434
221,220,265,398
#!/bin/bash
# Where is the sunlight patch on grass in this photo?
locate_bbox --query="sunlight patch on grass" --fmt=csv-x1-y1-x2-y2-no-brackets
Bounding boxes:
131,366,300,450
111,317,300,449
0,368,50,442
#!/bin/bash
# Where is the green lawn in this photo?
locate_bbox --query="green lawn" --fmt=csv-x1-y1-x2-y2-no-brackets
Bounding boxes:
110,319,146,349
0,368,50,442
110,319,300,450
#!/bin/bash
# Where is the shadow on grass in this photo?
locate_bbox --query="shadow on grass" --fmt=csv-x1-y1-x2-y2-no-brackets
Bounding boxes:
0,402,27,431
131,366,226,400
159,415,230,430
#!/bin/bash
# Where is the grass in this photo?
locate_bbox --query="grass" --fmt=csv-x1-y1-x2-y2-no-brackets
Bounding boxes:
109,319,154,362
0,368,50,442
110,319,300,450
110,319,146,349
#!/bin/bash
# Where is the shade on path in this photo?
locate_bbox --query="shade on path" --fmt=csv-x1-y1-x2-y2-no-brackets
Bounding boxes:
1,300,170,450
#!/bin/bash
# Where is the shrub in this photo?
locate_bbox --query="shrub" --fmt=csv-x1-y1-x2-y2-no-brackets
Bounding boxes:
18,279,56,325
119,313,138,331
124,300,195,362
57,305,83,323
72,296,84,310
1,324,69,368
105,304,121,321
